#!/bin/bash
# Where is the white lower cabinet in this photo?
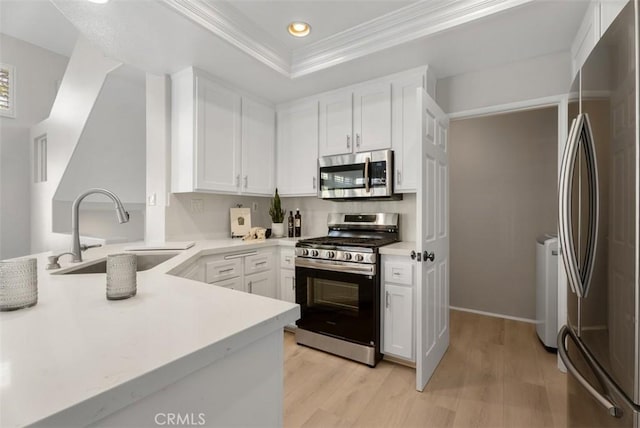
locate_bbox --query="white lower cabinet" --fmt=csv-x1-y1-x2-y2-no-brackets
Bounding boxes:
245,271,276,298
200,248,276,298
213,276,245,292
279,247,296,303
280,268,296,303
382,257,414,361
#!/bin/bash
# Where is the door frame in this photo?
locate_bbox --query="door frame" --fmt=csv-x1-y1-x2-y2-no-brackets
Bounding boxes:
448,94,570,371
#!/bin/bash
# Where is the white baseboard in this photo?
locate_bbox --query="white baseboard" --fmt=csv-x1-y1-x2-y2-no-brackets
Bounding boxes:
450,306,536,324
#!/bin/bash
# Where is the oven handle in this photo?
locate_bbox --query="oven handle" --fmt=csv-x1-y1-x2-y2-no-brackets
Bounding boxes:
295,257,376,276
364,157,371,193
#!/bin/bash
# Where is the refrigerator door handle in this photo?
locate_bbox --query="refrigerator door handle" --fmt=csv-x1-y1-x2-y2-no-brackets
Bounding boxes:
578,113,599,298
558,117,583,297
558,325,623,418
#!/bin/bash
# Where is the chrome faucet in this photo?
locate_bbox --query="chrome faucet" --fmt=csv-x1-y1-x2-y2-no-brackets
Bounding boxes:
69,188,130,263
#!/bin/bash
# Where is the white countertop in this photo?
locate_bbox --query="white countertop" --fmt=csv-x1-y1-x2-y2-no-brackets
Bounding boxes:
0,238,302,427
379,241,415,256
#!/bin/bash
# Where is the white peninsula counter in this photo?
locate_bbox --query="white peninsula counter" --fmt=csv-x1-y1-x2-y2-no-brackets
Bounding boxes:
0,239,300,427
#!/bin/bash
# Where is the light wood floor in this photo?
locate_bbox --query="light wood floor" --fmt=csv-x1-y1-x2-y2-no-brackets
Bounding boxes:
283,310,567,428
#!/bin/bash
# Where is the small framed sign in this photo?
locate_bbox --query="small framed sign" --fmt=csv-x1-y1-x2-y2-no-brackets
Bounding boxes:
230,207,251,238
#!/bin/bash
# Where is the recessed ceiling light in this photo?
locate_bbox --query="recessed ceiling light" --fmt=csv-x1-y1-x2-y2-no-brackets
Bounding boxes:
87,0,109,3
288,22,311,38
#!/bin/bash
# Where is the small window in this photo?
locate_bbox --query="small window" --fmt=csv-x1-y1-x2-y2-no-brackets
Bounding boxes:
34,134,47,183
0,64,15,118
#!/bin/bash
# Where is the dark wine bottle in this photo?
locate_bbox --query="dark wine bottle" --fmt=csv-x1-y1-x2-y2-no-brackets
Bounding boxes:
294,209,302,237
287,211,294,238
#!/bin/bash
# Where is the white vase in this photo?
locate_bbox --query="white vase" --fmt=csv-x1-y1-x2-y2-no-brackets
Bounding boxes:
271,222,284,238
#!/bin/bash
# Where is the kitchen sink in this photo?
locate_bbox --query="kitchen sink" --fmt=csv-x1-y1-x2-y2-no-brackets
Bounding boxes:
54,253,179,275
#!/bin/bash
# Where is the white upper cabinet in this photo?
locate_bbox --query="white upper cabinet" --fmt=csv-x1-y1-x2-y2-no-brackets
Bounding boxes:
353,81,392,153
391,71,424,193
242,97,275,195
319,81,391,157
571,0,628,78
319,91,353,156
276,99,319,196
196,76,242,193
171,67,275,196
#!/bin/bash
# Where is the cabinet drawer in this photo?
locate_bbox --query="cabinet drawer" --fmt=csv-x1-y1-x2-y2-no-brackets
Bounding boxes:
205,258,242,283
211,276,244,292
384,262,413,285
280,248,295,269
245,252,273,275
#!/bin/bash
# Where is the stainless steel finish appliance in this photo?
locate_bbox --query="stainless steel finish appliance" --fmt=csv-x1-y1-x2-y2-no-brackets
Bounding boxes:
558,2,639,426
295,213,399,367
318,149,399,200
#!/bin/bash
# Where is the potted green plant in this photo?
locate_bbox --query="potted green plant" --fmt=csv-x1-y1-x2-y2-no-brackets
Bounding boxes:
269,188,285,237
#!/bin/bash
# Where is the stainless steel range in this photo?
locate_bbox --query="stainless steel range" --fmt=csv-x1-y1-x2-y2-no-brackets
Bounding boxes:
294,213,399,367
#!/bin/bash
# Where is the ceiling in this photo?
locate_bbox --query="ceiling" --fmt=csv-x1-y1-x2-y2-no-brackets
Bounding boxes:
0,0,589,104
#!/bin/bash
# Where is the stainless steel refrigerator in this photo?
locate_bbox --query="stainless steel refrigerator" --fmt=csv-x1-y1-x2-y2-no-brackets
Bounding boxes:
558,1,639,427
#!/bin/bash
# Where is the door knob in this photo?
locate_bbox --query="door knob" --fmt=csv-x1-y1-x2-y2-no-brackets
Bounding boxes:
424,251,435,262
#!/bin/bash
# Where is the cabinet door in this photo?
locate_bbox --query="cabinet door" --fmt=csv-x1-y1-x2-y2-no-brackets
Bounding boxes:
279,268,295,303
242,97,275,196
276,100,319,196
246,271,276,299
391,73,423,192
212,276,245,292
195,77,242,192
319,91,353,156
353,81,391,153
205,258,242,283
383,283,413,360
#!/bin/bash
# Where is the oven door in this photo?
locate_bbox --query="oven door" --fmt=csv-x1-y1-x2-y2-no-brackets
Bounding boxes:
295,264,379,346
318,150,393,199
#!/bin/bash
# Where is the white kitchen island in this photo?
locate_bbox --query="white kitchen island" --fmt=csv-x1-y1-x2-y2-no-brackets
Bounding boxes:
0,241,300,427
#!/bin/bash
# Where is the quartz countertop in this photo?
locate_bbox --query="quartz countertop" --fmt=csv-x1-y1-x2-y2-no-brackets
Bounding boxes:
379,241,415,257
0,238,302,427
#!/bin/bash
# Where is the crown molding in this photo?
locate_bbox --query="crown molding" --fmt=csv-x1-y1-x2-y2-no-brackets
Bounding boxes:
162,0,535,80
290,0,534,78
161,0,291,76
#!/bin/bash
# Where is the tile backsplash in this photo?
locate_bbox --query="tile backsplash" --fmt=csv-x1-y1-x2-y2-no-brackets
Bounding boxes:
166,192,416,242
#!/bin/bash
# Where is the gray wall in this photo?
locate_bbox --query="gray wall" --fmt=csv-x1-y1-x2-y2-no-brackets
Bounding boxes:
0,34,69,260
449,107,558,320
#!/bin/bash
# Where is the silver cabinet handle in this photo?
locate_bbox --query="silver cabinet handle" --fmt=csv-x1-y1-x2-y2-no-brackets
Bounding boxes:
356,133,360,148
255,261,267,266
236,174,240,188
284,256,292,263
312,176,317,189
397,170,402,185
291,277,295,291
364,157,370,193
219,268,234,274
224,251,258,260
557,326,623,418
248,281,252,293
244,175,248,188
346,135,351,149
385,291,390,308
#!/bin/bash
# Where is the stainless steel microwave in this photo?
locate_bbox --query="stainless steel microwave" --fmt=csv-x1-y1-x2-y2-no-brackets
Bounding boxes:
318,149,397,200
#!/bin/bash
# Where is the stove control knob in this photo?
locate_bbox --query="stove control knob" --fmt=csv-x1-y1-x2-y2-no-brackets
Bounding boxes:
300,249,309,256
326,251,336,259
311,250,319,257
343,253,352,261
354,254,364,262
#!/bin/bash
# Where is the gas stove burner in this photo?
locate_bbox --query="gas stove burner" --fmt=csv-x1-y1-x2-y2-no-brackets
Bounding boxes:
297,236,398,249
295,213,399,264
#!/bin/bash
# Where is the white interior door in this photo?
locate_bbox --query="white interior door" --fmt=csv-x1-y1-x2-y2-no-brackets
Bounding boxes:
415,88,450,391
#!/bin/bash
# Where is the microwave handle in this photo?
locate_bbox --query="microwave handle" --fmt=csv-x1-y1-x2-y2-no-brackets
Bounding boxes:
364,157,371,192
